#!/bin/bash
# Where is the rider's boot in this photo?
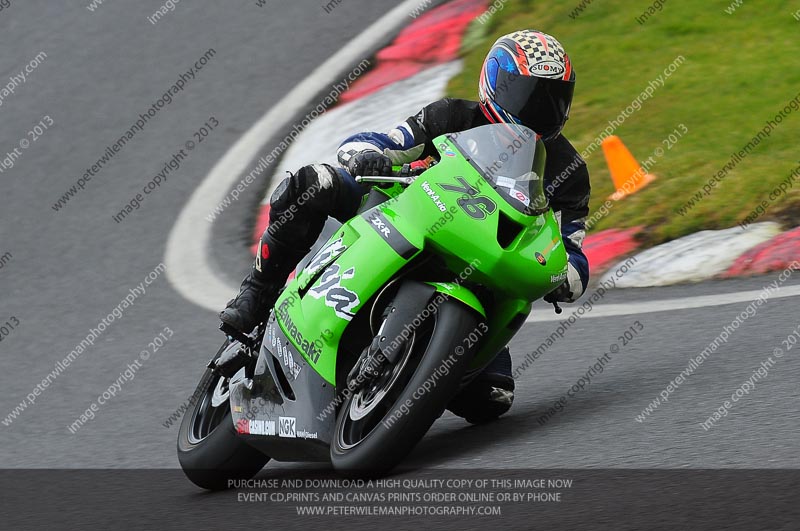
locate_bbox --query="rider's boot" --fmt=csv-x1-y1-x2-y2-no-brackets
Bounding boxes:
446,346,515,424
219,234,303,335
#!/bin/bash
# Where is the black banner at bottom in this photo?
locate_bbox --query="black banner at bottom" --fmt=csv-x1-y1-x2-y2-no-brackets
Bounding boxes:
3,469,798,530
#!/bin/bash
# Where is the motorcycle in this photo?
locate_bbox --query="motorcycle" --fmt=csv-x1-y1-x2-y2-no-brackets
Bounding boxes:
177,123,568,489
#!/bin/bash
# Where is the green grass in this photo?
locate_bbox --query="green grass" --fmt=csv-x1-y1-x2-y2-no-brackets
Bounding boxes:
447,0,800,244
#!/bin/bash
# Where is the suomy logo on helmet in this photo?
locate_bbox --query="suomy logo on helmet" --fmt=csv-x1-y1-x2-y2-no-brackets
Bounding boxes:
530,61,565,77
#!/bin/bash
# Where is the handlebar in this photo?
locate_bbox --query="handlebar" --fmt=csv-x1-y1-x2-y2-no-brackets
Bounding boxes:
354,175,417,185
353,156,437,185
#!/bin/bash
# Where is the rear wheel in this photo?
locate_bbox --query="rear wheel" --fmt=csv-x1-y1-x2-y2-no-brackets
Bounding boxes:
331,298,479,475
177,340,269,490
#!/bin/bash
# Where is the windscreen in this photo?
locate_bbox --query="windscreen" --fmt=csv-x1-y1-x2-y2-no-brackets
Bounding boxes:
447,124,548,216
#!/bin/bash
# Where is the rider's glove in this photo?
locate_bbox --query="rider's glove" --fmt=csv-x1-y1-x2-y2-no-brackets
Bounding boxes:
544,281,571,304
347,151,392,177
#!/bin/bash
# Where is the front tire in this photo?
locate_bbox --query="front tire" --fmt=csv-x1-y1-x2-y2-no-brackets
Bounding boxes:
177,340,269,490
331,298,479,475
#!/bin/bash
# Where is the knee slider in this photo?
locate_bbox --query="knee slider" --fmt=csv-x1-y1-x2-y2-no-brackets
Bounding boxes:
267,164,339,242
271,164,338,212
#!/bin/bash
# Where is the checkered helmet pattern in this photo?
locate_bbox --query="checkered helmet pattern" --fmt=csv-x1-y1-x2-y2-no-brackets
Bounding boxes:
506,30,572,79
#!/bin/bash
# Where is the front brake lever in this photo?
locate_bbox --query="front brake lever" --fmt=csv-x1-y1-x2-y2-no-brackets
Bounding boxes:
552,301,562,314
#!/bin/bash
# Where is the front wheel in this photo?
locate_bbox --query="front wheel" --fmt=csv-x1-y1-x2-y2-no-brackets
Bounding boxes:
177,340,269,490
331,298,480,475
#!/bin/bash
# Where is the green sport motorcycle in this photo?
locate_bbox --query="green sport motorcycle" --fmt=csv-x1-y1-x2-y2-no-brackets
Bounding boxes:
177,123,568,489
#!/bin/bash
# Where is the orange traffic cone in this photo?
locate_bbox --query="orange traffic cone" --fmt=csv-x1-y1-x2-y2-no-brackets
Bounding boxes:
602,135,656,201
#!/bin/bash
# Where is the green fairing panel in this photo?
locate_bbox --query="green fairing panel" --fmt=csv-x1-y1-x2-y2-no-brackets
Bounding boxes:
274,217,419,385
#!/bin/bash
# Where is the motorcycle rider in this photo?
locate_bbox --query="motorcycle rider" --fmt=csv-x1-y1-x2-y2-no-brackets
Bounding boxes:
220,30,590,424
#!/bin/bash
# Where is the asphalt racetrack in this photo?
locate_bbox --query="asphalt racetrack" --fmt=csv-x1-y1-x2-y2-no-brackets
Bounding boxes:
1,2,798,529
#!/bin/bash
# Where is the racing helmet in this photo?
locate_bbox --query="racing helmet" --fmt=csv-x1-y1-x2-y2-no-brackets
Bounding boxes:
478,30,576,140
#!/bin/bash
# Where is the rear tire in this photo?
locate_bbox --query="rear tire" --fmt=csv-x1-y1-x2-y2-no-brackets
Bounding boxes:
177,340,269,490
330,298,479,475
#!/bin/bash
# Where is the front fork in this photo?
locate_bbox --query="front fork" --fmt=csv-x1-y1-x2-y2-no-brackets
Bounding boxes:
346,281,438,391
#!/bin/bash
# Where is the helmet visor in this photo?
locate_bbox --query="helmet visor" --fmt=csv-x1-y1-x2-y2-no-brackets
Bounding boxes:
494,68,575,137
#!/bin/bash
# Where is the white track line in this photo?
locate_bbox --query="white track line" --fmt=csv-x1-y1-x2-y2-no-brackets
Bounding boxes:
527,284,800,322
164,0,430,312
